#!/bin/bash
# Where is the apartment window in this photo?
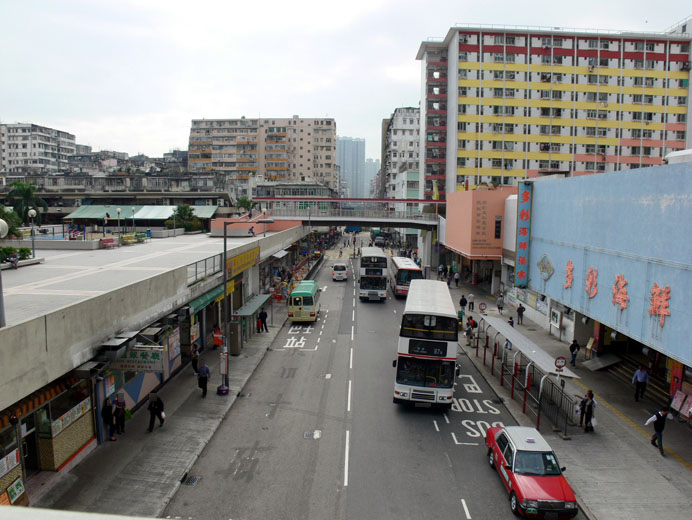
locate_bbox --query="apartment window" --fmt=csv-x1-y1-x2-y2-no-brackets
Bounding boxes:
492,123,503,133
459,87,468,96
632,146,641,155
599,58,609,67
586,92,597,102
596,162,606,171
679,97,688,105
598,93,608,102
586,127,596,136
504,142,515,151
459,69,468,79
644,95,654,103
457,157,467,167
586,144,596,153
588,75,598,84
505,53,516,63
494,35,504,44
634,77,643,86
494,88,504,97
676,131,686,140
645,78,654,87
493,70,504,80
506,71,516,80
599,75,609,85
634,60,644,69
539,160,549,168
540,90,550,99
542,37,552,47
645,60,656,69
587,110,597,119
588,40,598,49
540,107,551,117
635,42,644,51
541,55,551,65
642,147,652,156
552,90,562,100
598,127,608,137
646,43,655,51
678,114,687,123
505,89,515,98
540,125,550,134
598,110,608,119
506,36,515,45
550,161,560,169
505,124,514,133
553,56,563,65
492,159,502,168
550,143,561,152
633,94,643,103
495,217,502,239
600,40,609,49
459,52,468,61
632,112,643,121
586,161,595,170
494,53,505,62
458,122,467,131
553,38,563,47
458,140,467,149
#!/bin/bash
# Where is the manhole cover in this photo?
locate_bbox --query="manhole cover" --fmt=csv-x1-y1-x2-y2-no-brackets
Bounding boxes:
238,393,251,398
181,475,201,486
527,328,537,331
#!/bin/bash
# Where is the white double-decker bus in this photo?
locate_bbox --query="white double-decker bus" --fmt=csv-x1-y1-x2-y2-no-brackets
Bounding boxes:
392,279,459,410
359,247,388,301
389,256,423,297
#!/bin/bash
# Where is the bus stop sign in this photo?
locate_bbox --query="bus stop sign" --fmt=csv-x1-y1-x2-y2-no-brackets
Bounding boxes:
555,356,566,372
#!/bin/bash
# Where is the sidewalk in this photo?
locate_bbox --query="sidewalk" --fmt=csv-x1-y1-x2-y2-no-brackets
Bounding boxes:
449,281,692,520
32,304,288,518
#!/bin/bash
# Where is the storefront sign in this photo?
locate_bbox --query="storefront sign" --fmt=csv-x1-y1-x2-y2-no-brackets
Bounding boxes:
190,321,200,343
227,247,260,278
7,477,25,504
104,374,116,397
51,397,91,437
109,347,165,372
515,181,532,287
0,448,20,478
168,327,181,360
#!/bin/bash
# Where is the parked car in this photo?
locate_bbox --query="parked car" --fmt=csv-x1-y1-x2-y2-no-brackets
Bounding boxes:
485,426,578,518
332,263,348,281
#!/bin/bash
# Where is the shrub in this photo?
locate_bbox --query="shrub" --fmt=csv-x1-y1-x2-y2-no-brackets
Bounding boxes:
18,248,32,260
0,247,18,262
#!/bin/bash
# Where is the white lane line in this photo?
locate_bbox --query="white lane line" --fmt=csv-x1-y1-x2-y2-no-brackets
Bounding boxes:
347,379,352,412
393,309,397,314
349,348,353,369
325,373,332,379
344,430,350,487
443,413,450,424
317,337,321,343
319,331,323,336
353,289,356,296
352,310,355,321
351,325,354,341
433,420,440,432
461,498,471,519
353,297,355,306
451,433,479,446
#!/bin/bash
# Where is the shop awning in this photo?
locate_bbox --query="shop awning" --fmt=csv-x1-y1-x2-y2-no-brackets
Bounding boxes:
64,205,111,220
188,284,225,314
480,315,579,378
134,206,176,220
234,294,272,317
191,205,219,219
0,376,80,429
272,249,289,259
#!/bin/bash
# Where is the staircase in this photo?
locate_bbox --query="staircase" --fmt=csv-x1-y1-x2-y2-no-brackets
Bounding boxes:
607,356,670,408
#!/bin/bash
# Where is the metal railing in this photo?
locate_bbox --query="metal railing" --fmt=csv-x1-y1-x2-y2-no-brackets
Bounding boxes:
187,253,222,285
268,208,438,221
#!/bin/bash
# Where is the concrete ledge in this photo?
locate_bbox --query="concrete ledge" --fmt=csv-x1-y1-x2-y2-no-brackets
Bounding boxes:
0,239,100,250
0,257,45,270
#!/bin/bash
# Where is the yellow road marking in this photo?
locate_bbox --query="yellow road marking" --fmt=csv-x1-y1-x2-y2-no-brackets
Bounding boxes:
574,380,692,471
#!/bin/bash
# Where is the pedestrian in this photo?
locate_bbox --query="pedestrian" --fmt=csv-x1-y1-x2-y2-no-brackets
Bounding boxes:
582,390,595,432
101,398,116,441
249,226,255,236
645,407,669,456
198,361,211,398
632,364,649,402
467,293,475,311
465,323,474,346
569,339,580,367
447,271,453,287
146,393,164,432
517,304,525,324
454,271,460,287
438,263,444,280
508,316,514,327
259,307,269,332
191,345,199,375
496,295,504,315
114,398,126,435
459,295,467,313
213,324,222,350
504,338,512,351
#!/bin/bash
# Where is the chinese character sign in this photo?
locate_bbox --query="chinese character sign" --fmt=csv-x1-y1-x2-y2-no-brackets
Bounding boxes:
648,283,671,327
515,182,533,288
611,274,629,310
585,266,598,298
563,260,574,289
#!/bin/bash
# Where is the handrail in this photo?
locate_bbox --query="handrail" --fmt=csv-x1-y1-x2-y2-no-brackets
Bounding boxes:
187,253,222,285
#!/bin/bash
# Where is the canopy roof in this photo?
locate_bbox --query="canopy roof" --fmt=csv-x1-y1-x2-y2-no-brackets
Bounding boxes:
64,205,218,221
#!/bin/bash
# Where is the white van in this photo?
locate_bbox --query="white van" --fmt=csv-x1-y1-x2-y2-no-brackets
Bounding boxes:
332,263,349,281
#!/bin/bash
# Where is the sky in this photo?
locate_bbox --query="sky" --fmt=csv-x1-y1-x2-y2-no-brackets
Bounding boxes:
1,1,689,159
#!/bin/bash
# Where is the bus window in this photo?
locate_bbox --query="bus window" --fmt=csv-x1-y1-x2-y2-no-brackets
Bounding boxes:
400,314,458,341
302,296,314,306
291,296,303,306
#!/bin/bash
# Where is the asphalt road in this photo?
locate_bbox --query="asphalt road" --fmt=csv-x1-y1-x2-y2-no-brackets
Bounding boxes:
164,242,522,520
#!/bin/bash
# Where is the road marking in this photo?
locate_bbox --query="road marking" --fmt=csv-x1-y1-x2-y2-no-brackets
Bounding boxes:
460,498,472,519
352,310,355,321
349,348,353,369
317,337,321,343
443,413,450,424
393,309,396,314
351,326,354,341
313,430,322,439
325,373,332,379
451,432,479,446
322,286,327,292
433,420,440,432
344,430,350,487
319,331,323,336
353,289,356,296
352,297,355,306
347,380,352,411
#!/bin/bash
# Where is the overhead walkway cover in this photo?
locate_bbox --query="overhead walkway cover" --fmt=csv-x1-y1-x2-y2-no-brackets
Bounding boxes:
479,315,579,379
234,294,272,317
272,249,289,259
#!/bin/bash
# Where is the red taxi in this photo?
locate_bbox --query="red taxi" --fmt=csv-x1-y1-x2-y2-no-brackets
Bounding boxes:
485,426,578,518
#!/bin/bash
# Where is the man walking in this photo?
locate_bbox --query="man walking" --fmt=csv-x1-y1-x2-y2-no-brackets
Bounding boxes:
645,407,669,456
467,293,475,311
198,361,211,398
259,307,269,332
146,393,164,432
632,365,649,402
459,295,467,314
191,345,199,376
454,270,460,287
569,339,580,367
517,304,525,324
496,295,504,315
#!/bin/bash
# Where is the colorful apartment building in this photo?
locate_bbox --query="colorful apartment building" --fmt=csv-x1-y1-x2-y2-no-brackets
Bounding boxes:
417,25,691,199
188,116,337,198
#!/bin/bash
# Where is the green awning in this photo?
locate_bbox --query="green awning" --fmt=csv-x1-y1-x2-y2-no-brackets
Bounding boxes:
64,205,143,220
134,206,176,220
234,294,272,317
188,284,225,314
191,205,218,219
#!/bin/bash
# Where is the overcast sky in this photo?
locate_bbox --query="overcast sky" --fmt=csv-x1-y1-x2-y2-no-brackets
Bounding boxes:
1,1,689,159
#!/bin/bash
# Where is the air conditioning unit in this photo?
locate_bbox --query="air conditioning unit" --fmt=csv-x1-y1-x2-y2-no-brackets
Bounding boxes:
682,62,691,71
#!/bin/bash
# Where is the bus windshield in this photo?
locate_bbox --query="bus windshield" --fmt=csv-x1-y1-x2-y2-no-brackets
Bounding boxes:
360,276,386,290
361,257,387,268
396,358,454,388
400,314,458,341
396,269,423,284
290,296,314,306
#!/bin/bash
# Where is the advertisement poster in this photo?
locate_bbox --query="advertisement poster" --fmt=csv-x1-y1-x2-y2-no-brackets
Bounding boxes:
168,327,181,360
190,321,200,343
7,477,25,504
104,374,116,397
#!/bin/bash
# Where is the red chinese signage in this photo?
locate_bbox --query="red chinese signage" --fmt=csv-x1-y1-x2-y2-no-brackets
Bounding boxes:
515,182,532,288
648,283,671,327
612,274,629,310
585,266,598,298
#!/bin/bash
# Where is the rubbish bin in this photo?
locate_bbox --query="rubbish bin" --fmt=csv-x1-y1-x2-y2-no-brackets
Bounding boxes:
228,321,242,355
146,229,151,238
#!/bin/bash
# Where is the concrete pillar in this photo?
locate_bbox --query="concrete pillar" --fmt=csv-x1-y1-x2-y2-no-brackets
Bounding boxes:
419,230,433,272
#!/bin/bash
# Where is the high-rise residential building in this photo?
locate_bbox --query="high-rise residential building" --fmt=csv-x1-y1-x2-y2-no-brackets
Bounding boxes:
382,107,420,199
75,144,92,155
336,136,366,198
417,24,691,200
188,115,337,198
0,123,76,173
364,158,380,197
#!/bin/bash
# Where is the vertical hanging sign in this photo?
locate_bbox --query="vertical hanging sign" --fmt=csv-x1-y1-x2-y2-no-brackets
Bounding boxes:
515,181,533,288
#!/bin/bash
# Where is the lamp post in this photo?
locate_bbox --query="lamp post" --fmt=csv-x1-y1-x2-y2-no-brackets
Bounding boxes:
116,207,121,236
258,215,274,237
217,220,235,395
173,208,176,237
0,218,8,327
131,207,136,233
27,209,36,259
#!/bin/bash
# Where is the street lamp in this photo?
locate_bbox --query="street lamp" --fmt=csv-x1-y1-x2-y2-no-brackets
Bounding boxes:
258,215,274,237
131,207,136,233
116,207,122,236
27,209,36,259
218,220,235,396
0,217,8,327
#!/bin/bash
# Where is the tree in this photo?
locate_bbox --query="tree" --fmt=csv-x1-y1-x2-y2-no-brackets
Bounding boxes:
164,204,202,232
7,181,48,225
0,205,23,239
236,196,256,214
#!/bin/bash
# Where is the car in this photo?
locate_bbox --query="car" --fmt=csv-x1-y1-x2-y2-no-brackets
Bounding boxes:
485,426,578,519
332,263,348,281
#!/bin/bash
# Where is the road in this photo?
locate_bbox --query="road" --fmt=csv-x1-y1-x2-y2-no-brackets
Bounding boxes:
163,241,532,520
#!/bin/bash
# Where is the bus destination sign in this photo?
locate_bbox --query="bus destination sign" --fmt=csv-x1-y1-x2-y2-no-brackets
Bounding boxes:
409,340,446,357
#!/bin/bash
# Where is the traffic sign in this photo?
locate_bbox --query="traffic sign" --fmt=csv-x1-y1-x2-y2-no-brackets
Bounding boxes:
479,302,487,313
554,356,567,372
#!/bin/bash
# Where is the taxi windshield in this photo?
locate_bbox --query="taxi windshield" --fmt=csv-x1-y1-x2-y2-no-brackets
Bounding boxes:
513,451,562,476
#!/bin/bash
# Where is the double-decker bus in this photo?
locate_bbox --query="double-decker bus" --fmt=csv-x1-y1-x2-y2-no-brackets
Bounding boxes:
389,256,423,297
359,247,388,301
392,279,459,410
288,280,321,322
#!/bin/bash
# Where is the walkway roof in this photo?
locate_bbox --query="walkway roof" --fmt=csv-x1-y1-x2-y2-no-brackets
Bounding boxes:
64,205,218,221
